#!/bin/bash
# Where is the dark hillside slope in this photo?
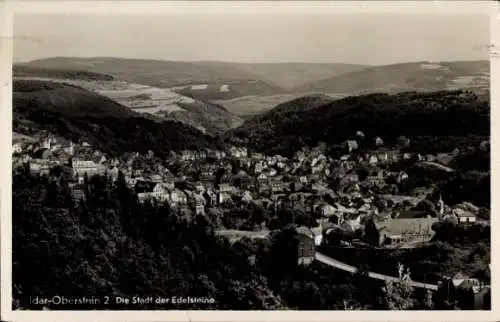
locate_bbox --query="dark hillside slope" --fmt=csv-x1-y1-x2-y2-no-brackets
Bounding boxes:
13,80,221,157
13,65,115,81
260,93,334,115
228,90,490,157
238,93,335,129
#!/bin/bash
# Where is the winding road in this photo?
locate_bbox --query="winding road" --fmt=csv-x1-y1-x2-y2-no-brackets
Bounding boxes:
215,229,439,291
315,252,438,290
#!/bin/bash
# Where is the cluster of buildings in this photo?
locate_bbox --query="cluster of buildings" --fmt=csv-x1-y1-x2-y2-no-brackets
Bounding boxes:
12,132,485,250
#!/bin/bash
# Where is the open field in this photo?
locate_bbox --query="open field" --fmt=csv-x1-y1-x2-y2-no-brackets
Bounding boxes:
215,92,352,117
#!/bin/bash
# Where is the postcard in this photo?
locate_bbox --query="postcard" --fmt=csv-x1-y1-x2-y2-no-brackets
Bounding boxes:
1,1,498,321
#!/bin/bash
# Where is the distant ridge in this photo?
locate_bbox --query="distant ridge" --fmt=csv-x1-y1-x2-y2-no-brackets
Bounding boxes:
20,57,369,93
295,60,490,94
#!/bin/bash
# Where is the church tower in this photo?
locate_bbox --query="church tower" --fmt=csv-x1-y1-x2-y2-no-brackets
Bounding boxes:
437,194,444,218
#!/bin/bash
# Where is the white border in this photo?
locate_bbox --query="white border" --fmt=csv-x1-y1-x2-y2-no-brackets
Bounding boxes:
1,1,499,322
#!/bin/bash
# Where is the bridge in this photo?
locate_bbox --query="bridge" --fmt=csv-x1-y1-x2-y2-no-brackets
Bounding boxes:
215,229,439,291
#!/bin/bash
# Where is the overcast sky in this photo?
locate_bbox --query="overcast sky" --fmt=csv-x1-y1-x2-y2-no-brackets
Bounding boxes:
13,13,490,65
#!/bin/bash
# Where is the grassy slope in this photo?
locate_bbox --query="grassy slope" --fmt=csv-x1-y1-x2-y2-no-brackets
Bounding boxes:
21,58,370,96
13,79,221,157
296,61,490,94
14,65,245,135
21,57,282,91
195,61,368,90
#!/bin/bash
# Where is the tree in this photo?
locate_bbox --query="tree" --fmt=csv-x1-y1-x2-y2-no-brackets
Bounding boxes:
383,281,417,310
414,199,436,215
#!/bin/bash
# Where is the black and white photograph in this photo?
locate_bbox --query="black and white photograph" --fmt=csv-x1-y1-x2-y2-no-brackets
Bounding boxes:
1,0,497,318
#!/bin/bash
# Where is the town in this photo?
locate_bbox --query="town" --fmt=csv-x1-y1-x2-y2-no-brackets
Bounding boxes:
13,131,489,250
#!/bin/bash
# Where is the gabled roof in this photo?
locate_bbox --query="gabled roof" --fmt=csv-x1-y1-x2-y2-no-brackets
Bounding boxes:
375,216,437,235
296,226,315,239
453,208,476,218
452,271,468,281
397,210,428,219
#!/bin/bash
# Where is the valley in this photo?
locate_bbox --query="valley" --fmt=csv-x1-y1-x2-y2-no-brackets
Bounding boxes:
11,57,491,311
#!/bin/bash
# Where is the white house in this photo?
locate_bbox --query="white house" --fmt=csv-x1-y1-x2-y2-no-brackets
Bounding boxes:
170,189,188,205
72,160,99,177
454,209,477,224
12,142,23,154
319,204,336,217
368,155,378,165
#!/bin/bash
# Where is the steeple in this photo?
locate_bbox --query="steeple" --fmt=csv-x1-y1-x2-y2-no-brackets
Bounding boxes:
438,193,444,217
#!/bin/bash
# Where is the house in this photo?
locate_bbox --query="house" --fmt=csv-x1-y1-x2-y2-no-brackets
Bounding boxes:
436,153,454,165
193,194,207,215
194,181,205,193
403,153,413,160
241,190,253,203
311,164,324,175
197,150,207,160
207,150,225,160
365,155,377,165
219,183,233,193
296,226,316,266
339,173,359,186
451,272,489,309
257,173,269,184
150,174,163,183
63,141,75,156
31,160,55,176
72,160,100,177
229,146,248,158
170,189,188,205
344,213,364,231
397,171,409,183
258,183,271,194
270,179,285,193
343,140,358,152
150,183,171,201
42,137,55,150
254,161,265,174
376,149,401,163
218,192,232,205
365,176,385,187
179,150,196,162
204,189,218,206
311,182,328,195
294,151,306,162
367,215,438,247
453,208,477,224
317,203,337,217
252,152,266,160
451,272,470,287
12,142,23,154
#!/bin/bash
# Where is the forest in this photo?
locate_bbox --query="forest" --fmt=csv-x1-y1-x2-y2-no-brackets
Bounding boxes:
13,168,458,310
14,65,116,81
228,90,490,157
